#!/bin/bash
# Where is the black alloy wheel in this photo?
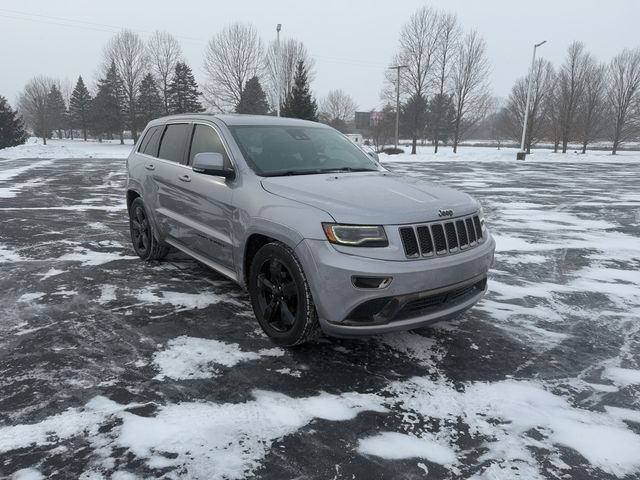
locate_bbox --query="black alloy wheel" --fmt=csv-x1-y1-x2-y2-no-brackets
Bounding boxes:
249,242,319,346
256,258,299,333
129,198,169,261
131,202,151,256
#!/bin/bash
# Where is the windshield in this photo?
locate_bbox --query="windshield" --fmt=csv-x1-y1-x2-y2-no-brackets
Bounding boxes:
228,125,379,176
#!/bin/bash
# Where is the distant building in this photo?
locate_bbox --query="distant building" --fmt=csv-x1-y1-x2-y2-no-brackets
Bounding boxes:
355,111,371,130
370,111,385,126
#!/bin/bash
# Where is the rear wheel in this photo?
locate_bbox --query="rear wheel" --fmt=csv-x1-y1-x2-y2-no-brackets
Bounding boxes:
129,198,169,261
249,242,320,346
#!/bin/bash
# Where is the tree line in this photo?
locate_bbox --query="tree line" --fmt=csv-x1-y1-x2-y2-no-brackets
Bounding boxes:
10,26,324,146
17,30,205,145
494,43,640,155
370,6,640,155
2,6,639,155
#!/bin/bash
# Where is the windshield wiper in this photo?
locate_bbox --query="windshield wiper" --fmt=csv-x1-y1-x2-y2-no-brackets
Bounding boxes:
316,167,378,173
263,167,378,177
263,169,322,177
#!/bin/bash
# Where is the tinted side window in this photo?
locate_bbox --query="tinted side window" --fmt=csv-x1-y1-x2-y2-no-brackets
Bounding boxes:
140,126,161,157
158,124,189,163
188,124,230,167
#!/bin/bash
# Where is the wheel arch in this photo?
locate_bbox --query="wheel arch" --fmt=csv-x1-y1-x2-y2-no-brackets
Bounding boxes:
240,223,304,289
126,189,141,213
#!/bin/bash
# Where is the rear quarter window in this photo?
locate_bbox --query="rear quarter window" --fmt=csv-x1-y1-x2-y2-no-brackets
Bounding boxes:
138,126,162,157
158,124,190,163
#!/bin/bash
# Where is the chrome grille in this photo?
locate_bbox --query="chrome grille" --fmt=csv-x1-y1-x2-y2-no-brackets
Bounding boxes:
399,214,484,259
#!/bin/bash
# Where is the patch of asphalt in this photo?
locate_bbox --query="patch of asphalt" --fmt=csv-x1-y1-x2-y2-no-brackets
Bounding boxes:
0,157,639,479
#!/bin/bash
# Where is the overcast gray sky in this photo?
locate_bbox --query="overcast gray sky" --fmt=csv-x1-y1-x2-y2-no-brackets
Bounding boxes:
1,0,639,110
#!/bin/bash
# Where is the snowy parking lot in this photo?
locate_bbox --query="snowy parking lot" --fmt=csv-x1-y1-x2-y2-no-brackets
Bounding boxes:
1,143,640,479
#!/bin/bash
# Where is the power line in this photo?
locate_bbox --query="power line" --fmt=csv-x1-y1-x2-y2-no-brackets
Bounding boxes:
0,8,207,44
1,7,391,69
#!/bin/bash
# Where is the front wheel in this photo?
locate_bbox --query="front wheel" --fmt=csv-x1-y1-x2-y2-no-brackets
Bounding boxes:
129,198,169,261
248,242,320,347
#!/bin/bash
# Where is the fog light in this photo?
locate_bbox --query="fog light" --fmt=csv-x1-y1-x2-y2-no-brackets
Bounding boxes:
352,276,392,289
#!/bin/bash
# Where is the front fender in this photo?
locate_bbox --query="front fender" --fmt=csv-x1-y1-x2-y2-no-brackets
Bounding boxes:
235,205,334,288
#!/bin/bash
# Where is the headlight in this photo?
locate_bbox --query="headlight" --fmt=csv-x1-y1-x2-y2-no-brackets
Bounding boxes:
322,223,388,247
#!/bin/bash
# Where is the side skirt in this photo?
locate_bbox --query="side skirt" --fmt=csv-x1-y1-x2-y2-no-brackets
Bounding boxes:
165,237,239,283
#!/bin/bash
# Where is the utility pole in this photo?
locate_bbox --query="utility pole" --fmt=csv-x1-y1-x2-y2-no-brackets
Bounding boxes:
389,65,407,149
518,40,547,160
276,23,282,117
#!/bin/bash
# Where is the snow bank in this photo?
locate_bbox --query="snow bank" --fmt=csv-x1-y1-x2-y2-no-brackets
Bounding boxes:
380,146,640,164
0,137,133,160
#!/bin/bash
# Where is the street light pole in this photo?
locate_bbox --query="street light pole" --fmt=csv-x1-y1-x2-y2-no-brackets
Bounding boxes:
389,65,407,150
519,40,547,159
276,23,282,117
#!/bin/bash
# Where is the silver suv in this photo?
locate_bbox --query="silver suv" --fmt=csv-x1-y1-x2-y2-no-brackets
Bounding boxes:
126,114,495,346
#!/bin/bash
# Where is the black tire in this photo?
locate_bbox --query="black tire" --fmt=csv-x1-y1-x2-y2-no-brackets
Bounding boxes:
129,198,169,261
248,241,320,347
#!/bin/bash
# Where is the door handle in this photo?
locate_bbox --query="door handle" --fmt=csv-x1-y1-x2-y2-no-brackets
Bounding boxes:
179,174,191,182
144,163,155,171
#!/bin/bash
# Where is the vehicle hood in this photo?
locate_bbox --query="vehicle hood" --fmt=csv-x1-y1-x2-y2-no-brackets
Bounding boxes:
260,171,478,225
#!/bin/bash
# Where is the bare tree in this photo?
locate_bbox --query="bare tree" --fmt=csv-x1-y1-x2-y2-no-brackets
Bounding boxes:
265,38,315,112
370,105,396,151
431,12,459,152
393,6,441,154
104,29,147,142
319,89,358,129
18,76,56,145
544,80,562,152
500,59,555,153
60,77,74,139
576,60,607,153
607,48,640,154
451,30,491,153
556,42,591,153
147,31,183,114
203,23,264,112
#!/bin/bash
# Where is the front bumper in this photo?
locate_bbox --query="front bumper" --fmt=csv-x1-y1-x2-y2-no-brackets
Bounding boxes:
295,233,495,336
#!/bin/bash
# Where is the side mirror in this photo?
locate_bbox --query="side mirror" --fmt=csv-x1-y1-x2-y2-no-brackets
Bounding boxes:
367,151,380,162
192,152,235,179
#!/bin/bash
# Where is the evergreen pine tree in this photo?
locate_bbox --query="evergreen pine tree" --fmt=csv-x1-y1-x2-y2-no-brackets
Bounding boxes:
167,62,204,114
48,84,66,139
236,76,269,115
426,94,456,145
136,73,164,127
400,93,428,140
91,61,124,141
0,96,28,149
281,61,318,121
69,76,92,141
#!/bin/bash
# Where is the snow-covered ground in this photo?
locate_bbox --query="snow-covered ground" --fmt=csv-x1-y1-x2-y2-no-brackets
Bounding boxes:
0,146,639,479
0,137,134,160
380,144,640,163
